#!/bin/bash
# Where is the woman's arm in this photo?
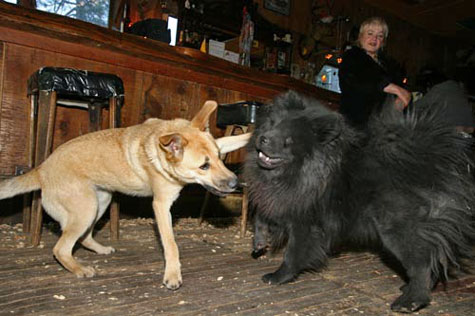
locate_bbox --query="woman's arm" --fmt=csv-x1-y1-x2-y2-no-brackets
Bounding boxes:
339,48,392,96
383,83,412,108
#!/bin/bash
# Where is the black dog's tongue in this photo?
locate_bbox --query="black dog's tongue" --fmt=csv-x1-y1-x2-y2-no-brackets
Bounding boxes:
258,151,283,169
258,151,272,166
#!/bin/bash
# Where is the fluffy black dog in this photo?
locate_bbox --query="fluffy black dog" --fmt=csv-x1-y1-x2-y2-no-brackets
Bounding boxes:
244,91,475,313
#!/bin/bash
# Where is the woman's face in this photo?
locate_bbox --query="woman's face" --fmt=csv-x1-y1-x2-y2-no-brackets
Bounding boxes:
359,24,385,57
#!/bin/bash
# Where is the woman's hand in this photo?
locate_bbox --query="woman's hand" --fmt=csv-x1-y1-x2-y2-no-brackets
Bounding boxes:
394,97,406,111
383,83,411,108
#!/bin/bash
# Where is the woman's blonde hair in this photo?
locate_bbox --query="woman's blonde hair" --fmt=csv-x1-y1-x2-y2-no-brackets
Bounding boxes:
358,17,389,44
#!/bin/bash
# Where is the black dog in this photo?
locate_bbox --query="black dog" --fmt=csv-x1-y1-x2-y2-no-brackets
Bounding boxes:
244,91,475,313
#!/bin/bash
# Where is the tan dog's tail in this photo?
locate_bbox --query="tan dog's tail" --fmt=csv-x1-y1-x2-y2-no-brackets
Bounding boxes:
0,169,41,200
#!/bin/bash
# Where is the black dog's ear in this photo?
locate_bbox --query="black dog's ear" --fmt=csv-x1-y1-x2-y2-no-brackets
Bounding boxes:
275,90,306,111
311,114,344,144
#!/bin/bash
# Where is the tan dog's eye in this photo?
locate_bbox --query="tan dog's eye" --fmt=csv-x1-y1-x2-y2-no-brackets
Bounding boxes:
199,162,210,170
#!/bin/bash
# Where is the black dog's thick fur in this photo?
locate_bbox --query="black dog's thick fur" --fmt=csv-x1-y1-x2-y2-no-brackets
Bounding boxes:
244,91,475,313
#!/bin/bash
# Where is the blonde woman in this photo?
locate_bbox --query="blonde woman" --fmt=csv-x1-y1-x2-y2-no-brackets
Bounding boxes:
338,17,411,127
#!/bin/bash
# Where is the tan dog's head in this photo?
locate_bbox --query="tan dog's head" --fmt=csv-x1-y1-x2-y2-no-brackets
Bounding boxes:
158,101,251,196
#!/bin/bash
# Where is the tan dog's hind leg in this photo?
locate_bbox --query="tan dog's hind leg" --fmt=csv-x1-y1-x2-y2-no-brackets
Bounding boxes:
43,187,99,278
152,183,183,290
80,190,116,255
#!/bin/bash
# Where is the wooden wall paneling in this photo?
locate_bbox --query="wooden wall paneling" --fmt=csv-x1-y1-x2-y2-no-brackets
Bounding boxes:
364,0,475,40
0,43,32,176
140,72,164,121
0,41,4,143
256,0,313,34
198,86,252,138
140,72,201,122
198,85,229,138
118,69,144,128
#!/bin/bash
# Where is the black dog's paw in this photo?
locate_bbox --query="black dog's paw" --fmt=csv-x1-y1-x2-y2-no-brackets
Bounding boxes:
262,271,295,285
390,293,430,313
251,248,267,259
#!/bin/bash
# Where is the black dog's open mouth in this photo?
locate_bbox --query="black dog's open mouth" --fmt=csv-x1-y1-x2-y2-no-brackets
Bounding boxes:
257,150,284,169
203,185,233,197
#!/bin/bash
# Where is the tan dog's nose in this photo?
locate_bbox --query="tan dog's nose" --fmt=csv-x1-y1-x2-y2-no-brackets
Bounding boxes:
226,176,238,190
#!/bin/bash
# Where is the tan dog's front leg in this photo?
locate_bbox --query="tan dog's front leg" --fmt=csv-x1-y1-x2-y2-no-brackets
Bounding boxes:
152,190,182,290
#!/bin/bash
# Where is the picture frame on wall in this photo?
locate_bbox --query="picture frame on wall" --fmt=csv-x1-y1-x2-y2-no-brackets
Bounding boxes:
264,0,291,16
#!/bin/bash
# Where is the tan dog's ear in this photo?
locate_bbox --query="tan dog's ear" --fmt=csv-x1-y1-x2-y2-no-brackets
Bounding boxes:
216,133,252,154
191,100,217,131
159,133,189,162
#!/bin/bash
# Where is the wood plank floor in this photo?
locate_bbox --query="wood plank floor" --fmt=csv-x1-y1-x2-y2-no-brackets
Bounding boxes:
0,217,473,315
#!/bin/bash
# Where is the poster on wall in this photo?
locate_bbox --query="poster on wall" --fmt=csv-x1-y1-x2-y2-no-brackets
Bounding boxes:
264,0,291,16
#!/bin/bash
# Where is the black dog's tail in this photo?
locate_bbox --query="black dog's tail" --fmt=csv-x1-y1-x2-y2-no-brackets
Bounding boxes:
369,98,474,193
368,99,475,279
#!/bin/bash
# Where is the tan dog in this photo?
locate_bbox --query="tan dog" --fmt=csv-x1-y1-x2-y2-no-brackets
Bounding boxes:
0,100,250,290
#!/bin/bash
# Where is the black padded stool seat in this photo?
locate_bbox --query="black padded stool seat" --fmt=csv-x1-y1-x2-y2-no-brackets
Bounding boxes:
28,67,124,99
199,101,263,237
27,67,123,130
25,67,124,245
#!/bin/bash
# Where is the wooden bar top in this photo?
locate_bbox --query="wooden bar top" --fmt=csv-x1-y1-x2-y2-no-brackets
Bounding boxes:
0,2,339,103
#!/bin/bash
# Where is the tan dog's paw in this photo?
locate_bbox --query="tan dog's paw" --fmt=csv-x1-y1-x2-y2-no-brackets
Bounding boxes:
163,268,182,290
74,265,96,278
97,246,115,255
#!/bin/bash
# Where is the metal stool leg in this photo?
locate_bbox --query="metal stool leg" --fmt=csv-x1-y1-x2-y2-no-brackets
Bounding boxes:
30,90,57,246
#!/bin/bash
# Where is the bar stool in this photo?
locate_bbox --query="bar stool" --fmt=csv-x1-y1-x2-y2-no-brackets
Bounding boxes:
24,67,124,246
199,101,262,237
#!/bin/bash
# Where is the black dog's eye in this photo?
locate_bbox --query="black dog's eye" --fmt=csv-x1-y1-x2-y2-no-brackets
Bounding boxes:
259,136,269,145
199,162,210,170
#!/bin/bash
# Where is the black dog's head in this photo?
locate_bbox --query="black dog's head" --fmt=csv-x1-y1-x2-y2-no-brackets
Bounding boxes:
254,116,306,170
247,91,351,178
